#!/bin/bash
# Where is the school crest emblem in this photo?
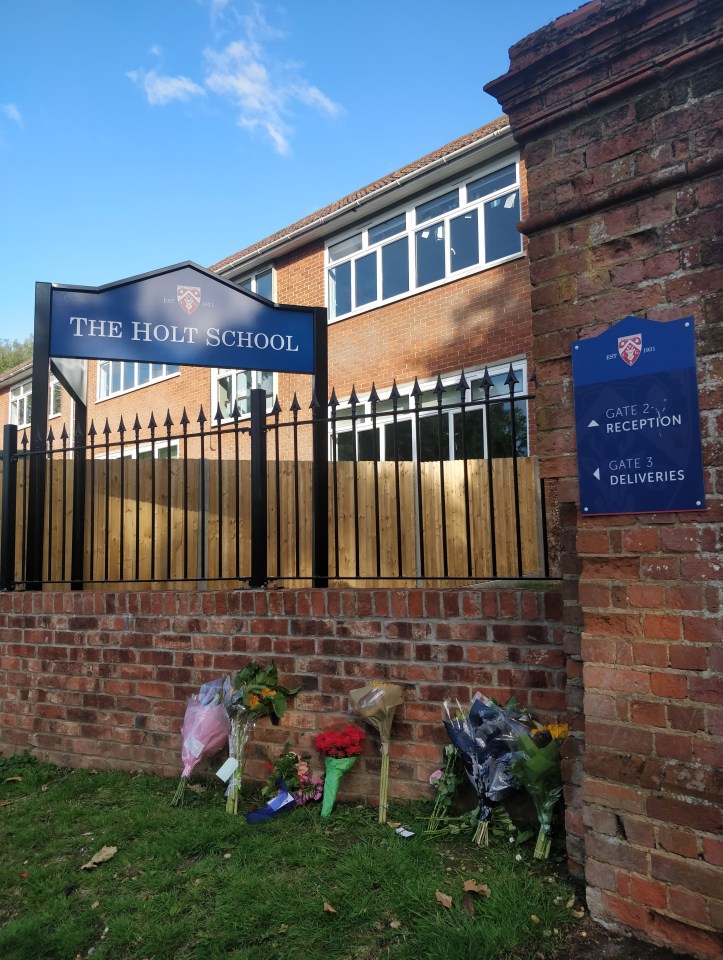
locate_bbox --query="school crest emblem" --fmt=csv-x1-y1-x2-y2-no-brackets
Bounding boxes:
618,333,642,366
177,286,201,316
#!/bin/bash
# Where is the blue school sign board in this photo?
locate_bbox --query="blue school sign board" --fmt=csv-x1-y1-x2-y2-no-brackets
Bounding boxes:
48,262,316,375
572,316,705,516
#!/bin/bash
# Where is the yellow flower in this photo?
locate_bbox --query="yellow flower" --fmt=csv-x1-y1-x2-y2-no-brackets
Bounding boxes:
261,688,277,699
531,723,568,741
248,694,260,709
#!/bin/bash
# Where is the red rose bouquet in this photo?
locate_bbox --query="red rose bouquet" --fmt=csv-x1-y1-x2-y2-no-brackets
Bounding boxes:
314,725,365,816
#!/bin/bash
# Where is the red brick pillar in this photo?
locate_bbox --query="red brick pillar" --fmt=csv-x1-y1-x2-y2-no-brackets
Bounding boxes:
486,0,722,956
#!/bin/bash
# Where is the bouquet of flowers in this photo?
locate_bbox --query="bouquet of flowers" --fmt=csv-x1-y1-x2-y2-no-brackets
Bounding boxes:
511,723,568,859
314,725,365,816
224,661,300,815
442,694,530,845
171,677,231,807
349,683,404,824
261,746,323,806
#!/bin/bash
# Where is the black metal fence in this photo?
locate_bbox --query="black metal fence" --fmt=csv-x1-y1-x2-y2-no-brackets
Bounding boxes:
0,366,554,591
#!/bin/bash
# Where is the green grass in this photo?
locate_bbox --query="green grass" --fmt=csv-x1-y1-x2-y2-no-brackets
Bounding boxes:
0,755,583,960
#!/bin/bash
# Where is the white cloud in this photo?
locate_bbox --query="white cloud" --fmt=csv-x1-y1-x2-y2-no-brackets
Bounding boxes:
1,104,23,127
148,44,163,58
126,69,206,106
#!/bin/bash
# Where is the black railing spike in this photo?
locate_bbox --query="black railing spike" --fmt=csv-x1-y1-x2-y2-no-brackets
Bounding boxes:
457,369,469,395
480,367,493,395
47,426,55,445
214,403,224,425
60,425,68,443
529,370,538,386
369,382,380,407
434,374,445,399
411,377,422,405
329,387,339,410
118,416,126,436
133,414,142,434
232,400,241,421
389,380,401,404
309,388,320,411
164,409,173,430
290,392,301,414
349,385,359,408
197,405,207,426
505,364,519,389
21,431,28,451
88,420,97,439
272,396,282,418
148,411,157,431
103,418,111,437
180,407,190,428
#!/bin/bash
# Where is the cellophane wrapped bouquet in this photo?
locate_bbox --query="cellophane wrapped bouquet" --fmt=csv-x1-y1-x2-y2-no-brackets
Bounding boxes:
171,677,232,807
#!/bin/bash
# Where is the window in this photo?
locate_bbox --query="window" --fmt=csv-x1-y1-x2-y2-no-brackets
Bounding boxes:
212,369,275,419
49,376,62,418
97,361,179,400
9,380,32,428
326,158,522,321
105,440,180,461
330,363,528,463
239,267,274,301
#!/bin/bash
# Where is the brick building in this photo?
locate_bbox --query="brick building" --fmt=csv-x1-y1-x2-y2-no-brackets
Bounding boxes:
1,115,535,465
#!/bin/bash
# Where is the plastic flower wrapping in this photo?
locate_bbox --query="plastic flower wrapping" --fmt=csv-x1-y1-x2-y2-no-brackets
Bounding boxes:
511,723,569,859
314,725,365,816
349,683,404,824
171,677,232,807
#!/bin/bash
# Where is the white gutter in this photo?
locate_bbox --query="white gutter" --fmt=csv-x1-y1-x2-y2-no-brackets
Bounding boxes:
216,124,515,279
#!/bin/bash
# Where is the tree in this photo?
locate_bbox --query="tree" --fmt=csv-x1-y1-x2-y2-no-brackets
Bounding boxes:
0,336,33,375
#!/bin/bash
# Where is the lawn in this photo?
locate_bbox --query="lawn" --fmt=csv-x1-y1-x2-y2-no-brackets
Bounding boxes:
0,754,585,960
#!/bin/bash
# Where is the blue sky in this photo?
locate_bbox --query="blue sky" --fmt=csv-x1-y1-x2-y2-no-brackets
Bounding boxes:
1,0,579,343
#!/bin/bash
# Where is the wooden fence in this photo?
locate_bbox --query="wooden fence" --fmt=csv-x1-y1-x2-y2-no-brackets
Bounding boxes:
1,456,545,589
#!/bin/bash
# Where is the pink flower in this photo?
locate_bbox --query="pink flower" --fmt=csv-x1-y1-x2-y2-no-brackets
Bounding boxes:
429,769,443,785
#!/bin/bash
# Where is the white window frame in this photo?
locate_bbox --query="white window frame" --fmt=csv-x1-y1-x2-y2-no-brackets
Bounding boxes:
210,368,277,422
239,267,274,302
103,439,180,461
96,360,180,401
329,359,528,462
9,379,32,428
49,375,62,419
325,154,523,323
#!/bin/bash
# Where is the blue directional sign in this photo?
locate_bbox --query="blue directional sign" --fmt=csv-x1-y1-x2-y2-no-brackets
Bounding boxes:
49,262,317,375
572,316,705,515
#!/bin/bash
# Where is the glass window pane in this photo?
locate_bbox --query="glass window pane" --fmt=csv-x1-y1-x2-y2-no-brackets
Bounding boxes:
488,401,528,457
257,370,274,397
357,429,379,462
484,190,522,262
450,209,479,272
165,364,179,375
157,445,178,459
452,409,485,459
369,213,406,245
122,363,135,391
375,395,409,416
467,163,516,201
416,221,446,287
256,269,273,300
137,362,150,386
50,382,61,416
240,278,253,291
236,370,252,417
329,233,362,262
330,261,352,318
111,363,121,394
355,252,377,307
335,432,354,461
415,189,459,225
419,414,450,462
99,362,110,398
218,375,233,417
381,236,409,300
384,420,413,461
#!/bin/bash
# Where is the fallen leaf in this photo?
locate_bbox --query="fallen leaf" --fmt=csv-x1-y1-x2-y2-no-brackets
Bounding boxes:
4,776,22,783
277,924,289,934
387,821,401,829
463,879,491,897
435,890,453,910
566,895,576,909
80,846,118,871
461,894,475,916
323,902,337,914
0,801,12,807
389,920,402,929
41,784,49,793
91,901,100,910
571,908,585,919
188,784,206,793
223,853,232,859
531,914,541,924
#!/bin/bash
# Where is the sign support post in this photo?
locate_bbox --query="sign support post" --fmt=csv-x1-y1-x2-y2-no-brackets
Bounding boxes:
312,307,328,588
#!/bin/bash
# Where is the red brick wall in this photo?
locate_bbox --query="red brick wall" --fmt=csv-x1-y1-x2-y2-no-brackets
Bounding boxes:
0,585,564,799
487,0,722,956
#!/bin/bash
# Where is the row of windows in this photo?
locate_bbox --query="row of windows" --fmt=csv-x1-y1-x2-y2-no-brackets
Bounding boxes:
326,159,522,321
330,364,528,463
98,361,179,400
9,377,61,428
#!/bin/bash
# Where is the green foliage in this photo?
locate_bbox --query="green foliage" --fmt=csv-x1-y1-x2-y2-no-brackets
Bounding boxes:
0,336,33,375
0,754,582,960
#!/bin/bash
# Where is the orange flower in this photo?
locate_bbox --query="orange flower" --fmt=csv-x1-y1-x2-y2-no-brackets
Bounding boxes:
248,694,260,709
261,688,277,699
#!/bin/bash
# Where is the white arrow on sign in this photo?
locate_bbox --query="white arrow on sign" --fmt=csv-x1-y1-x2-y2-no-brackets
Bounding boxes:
593,468,600,480
588,419,599,427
